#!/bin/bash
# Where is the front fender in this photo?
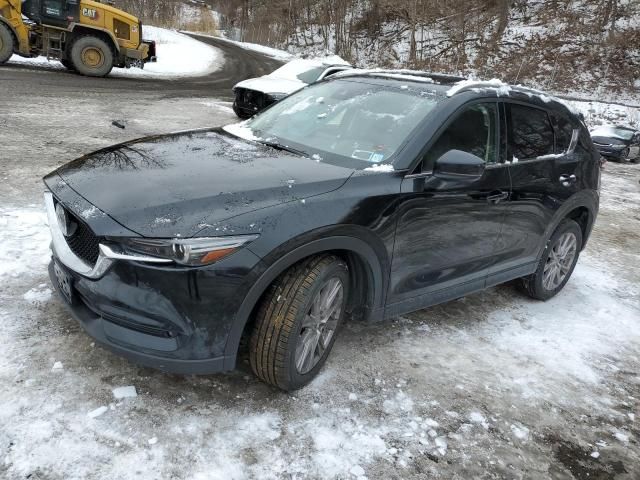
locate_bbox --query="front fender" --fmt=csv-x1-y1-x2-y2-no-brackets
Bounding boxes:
222,231,388,369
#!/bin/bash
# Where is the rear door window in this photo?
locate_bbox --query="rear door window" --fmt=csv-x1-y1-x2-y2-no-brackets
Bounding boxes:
507,104,555,161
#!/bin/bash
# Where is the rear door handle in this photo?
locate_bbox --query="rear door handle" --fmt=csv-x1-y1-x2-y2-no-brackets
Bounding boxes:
486,191,509,204
559,174,577,186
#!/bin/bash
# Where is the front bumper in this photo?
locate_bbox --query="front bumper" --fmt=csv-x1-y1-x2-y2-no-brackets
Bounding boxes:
594,145,627,160
49,262,228,374
233,89,278,116
45,190,266,374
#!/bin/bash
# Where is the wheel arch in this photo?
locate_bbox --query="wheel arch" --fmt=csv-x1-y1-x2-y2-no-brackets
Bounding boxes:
68,25,120,55
565,206,592,247
222,235,387,369
0,17,18,49
539,191,598,260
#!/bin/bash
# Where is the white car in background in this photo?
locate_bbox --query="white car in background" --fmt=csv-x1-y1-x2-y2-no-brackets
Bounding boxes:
232,58,353,118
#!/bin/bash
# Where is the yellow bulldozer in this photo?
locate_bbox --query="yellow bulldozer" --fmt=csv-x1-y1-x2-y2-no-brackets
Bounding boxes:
0,0,156,76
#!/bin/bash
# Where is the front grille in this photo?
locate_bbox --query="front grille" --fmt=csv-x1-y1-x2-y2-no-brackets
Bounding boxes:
64,209,101,266
236,88,268,109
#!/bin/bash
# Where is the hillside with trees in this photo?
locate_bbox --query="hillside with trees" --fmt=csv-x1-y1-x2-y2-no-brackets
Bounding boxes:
116,0,640,100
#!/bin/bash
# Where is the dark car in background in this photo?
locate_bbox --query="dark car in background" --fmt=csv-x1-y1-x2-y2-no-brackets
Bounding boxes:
232,58,352,118
45,72,600,391
590,125,640,162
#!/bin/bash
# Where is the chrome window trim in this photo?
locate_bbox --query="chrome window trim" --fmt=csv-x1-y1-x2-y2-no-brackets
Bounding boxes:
44,192,171,280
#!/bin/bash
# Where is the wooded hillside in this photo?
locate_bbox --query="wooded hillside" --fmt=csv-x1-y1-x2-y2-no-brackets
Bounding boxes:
115,0,640,99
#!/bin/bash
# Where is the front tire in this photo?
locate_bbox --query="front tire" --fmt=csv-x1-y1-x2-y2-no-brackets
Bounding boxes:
249,255,349,391
70,36,114,77
620,148,630,163
520,219,582,300
60,58,75,71
0,23,15,65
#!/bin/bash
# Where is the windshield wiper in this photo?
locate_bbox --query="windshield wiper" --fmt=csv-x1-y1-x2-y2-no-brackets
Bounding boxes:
260,140,309,157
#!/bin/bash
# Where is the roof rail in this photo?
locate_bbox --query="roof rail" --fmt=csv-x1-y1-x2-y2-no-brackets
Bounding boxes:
336,69,467,85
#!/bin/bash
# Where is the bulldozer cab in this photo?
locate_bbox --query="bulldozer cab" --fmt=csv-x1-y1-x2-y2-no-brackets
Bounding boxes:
21,0,80,28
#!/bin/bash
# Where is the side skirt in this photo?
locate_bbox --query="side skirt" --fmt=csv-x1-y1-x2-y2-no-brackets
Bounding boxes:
383,261,537,319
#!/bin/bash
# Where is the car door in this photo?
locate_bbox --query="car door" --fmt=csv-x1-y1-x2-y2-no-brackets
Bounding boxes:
489,101,577,281
386,101,510,316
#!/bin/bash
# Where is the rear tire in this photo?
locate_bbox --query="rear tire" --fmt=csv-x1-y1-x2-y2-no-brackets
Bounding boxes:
0,23,15,64
249,255,349,391
520,219,582,301
70,36,114,77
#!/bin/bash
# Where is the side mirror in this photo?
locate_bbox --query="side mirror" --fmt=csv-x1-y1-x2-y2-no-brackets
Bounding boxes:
433,149,485,178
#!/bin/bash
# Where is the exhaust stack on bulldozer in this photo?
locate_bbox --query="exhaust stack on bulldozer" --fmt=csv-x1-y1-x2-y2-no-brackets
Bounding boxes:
0,0,156,76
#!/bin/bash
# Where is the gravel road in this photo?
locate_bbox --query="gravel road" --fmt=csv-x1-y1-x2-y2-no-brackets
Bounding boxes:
1,36,639,480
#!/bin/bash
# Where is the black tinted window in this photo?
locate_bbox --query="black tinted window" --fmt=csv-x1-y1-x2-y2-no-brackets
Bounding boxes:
554,113,575,153
508,104,554,160
424,103,498,171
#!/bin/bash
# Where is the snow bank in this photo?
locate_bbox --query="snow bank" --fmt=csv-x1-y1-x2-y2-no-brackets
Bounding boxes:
0,208,50,279
8,26,223,79
112,26,223,78
568,99,640,130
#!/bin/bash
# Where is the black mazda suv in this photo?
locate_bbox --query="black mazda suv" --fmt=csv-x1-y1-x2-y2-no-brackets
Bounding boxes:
45,73,600,391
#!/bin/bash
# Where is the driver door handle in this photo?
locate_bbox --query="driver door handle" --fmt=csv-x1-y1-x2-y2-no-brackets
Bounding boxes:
486,191,509,204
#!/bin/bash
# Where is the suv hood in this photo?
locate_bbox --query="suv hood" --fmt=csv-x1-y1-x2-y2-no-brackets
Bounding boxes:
234,76,306,95
45,128,353,238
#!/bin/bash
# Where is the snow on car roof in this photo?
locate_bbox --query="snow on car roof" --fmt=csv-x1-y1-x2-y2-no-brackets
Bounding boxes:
445,78,581,115
335,68,465,85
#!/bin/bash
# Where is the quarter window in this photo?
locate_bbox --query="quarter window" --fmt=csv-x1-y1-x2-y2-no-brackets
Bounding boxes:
423,103,498,171
507,104,554,161
553,113,575,154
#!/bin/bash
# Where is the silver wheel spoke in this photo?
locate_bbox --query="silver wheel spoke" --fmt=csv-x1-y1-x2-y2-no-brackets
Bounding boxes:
323,279,342,309
294,275,344,374
296,329,318,373
542,232,577,291
301,313,318,329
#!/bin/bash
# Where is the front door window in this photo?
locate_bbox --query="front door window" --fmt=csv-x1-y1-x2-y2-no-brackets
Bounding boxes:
423,103,498,171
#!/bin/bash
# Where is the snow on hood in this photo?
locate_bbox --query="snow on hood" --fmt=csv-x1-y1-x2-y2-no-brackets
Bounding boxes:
234,57,351,94
233,76,306,95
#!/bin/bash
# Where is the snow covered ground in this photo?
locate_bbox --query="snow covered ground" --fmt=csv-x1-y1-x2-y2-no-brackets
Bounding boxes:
0,76,639,479
7,26,224,78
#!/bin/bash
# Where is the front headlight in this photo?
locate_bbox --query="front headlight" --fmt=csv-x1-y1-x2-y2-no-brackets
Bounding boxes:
611,144,626,150
120,235,259,266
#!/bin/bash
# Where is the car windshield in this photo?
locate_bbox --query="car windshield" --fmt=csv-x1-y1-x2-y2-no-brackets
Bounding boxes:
236,79,441,169
592,126,635,141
